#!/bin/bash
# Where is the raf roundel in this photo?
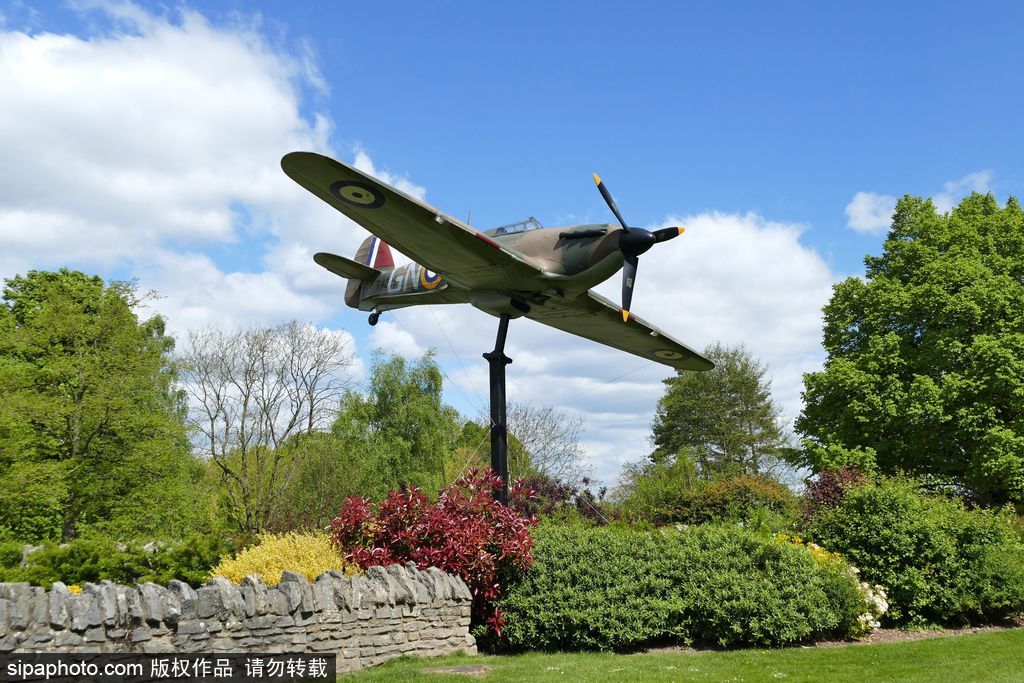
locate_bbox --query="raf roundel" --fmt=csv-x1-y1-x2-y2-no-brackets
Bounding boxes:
329,180,385,209
654,349,684,360
419,267,443,290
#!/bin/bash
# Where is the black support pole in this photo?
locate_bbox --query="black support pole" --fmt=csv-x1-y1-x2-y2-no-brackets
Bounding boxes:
483,313,512,504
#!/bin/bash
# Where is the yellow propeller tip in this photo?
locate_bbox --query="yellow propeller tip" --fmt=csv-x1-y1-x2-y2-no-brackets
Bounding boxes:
678,226,685,235
622,310,630,322
593,173,602,185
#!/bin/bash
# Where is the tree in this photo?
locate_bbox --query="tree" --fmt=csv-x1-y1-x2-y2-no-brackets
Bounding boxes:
329,351,462,496
506,402,589,485
651,342,791,478
180,321,356,533
796,193,1024,504
0,269,202,541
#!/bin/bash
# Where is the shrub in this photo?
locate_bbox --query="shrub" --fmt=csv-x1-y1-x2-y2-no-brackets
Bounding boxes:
210,532,359,585
496,524,866,651
623,467,798,528
808,478,1024,626
0,535,232,588
511,474,611,526
802,468,869,518
330,469,537,633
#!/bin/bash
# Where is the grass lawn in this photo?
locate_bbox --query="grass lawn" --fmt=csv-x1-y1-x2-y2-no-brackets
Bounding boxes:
346,628,1024,682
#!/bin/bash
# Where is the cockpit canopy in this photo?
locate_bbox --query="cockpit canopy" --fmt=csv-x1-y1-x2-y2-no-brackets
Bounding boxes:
484,216,544,237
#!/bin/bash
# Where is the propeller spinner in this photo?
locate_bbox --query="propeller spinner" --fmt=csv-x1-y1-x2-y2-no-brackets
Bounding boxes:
592,174,684,321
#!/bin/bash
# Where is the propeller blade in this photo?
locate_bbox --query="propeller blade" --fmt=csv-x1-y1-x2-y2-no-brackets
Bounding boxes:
653,226,685,243
593,173,629,233
621,254,638,321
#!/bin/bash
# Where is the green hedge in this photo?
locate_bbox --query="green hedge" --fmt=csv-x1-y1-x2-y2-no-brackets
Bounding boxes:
0,535,232,588
808,479,1024,626
496,524,864,651
624,472,798,529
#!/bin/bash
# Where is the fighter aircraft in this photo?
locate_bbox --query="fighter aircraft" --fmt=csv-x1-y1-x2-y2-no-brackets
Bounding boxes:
281,152,713,371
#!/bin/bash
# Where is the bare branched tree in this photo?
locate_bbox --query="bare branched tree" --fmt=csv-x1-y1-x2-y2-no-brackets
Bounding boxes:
507,402,590,485
180,321,356,533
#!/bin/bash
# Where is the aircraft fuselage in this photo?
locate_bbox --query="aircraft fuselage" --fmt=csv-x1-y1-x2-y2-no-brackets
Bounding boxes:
356,224,626,315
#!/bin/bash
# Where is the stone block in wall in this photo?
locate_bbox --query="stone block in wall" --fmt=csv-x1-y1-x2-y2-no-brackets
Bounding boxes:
312,574,338,612
47,582,70,630
426,568,453,602
84,582,114,627
265,586,289,615
211,577,248,621
278,571,315,615
0,596,8,637
138,583,165,625
240,574,268,617
384,564,416,605
124,584,145,625
0,583,31,631
168,580,198,620
67,593,101,632
412,568,441,604
325,570,354,610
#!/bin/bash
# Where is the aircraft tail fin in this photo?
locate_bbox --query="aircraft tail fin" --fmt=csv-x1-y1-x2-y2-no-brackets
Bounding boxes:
314,236,396,309
355,236,395,270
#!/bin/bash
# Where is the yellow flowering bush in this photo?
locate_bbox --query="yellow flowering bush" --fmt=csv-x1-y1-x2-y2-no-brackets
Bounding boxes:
209,532,360,586
775,532,887,637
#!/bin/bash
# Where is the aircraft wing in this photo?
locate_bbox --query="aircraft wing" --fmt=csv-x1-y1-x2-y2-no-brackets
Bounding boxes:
282,152,543,289
528,291,714,371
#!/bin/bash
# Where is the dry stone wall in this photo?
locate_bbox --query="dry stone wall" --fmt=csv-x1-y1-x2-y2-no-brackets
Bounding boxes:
0,563,476,673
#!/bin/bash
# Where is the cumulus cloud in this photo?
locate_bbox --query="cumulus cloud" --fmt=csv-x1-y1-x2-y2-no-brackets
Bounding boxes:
0,3,422,344
845,192,897,234
934,170,993,213
845,170,996,233
383,211,838,482
2,3,842,487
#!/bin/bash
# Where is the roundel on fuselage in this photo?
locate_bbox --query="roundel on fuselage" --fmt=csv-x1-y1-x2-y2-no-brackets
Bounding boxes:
420,267,442,289
329,180,385,209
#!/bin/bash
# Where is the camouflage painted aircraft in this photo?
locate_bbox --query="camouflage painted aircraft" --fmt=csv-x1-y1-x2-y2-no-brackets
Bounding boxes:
282,152,713,371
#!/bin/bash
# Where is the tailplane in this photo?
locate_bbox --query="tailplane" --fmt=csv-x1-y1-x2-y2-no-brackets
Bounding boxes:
314,236,395,308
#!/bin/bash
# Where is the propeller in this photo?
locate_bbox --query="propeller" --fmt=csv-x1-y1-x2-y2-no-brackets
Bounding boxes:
592,173,684,321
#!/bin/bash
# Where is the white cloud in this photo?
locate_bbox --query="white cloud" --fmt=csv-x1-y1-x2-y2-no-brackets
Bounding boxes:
370,320,426,358
934,170,993,213
0,3,842,488
352,149,427,201
845,192,897,234
0,3,410,345
385,211,838,484
845,170,996,233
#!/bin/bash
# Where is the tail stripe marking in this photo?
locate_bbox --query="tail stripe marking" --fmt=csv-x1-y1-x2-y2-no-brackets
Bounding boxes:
365,237,380,266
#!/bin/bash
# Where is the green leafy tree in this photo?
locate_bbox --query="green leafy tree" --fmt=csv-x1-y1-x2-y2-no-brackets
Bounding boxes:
0,269,203,541
796,194,1024,504
651,343,791,478
334,351,462,495
280,351,462,518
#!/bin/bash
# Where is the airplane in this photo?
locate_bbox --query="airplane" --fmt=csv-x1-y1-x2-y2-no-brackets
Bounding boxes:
281,152,713,372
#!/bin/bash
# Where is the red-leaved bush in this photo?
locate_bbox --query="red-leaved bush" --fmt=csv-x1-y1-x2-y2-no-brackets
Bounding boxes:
803,467,869,518
329,469,537,634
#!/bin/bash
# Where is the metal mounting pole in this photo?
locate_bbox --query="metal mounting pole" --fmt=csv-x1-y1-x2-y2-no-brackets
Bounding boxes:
483,313,512,504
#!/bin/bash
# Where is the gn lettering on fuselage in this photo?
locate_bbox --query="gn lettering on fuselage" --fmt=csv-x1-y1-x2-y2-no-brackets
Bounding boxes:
368,263,444,297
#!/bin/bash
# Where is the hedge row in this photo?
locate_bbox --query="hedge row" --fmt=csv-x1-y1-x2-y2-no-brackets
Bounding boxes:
496,524,865,650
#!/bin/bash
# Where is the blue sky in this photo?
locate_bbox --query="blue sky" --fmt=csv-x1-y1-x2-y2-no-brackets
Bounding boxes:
2,1,1021,485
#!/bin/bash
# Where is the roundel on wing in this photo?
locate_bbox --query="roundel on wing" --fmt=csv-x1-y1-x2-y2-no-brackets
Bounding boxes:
654,349,684,360
420,267,442,289
329,180,385,209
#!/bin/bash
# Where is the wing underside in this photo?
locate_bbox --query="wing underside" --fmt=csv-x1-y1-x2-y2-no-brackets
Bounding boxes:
282,152,543,290
528,291,713,371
